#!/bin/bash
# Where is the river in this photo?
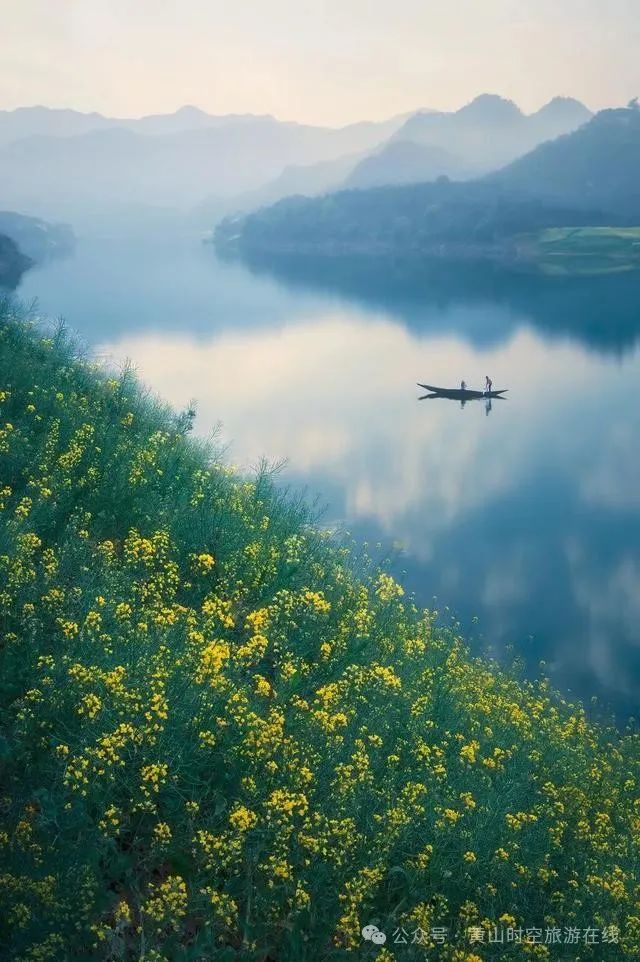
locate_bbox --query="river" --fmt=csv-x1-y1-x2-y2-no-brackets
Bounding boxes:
15,231,640,722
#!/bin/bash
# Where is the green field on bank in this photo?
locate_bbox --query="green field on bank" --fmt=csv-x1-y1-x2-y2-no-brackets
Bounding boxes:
1,299,639,961
529,227,640,275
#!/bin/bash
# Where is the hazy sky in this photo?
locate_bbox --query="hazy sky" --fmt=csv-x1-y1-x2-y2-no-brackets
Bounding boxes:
3,0,639,125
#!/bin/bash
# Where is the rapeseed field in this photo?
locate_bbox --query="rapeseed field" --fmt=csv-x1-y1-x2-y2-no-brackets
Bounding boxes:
1,301,638,961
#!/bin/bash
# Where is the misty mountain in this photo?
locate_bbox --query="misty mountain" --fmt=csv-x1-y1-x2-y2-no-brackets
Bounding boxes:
214,105,640,259
332,95,591,192
527,96,594,142
198,95,592,221
0,210,75,262
388,94,592,175
0,209,74,289
0,233,31,289
204,95,592,212
118,106,277,137
0,104,409,148
0,97,595,230
490,105,640,215
0,106,114,148
215,179,611,259
0,108,408,227
345,139,469,189
193,152,366,226
0,104,306,147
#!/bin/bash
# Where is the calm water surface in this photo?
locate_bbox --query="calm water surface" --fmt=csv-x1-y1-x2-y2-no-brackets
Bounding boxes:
16,233,640,721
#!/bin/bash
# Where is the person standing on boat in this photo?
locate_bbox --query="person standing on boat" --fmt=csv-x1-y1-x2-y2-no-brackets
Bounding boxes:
461,380,467,391
485,375,492,394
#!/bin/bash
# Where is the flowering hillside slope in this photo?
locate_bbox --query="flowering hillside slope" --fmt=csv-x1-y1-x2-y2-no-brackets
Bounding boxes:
0,302,638,961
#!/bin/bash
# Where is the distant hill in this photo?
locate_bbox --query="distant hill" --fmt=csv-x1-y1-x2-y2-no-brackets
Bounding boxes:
0,105,317,146
214,179,611,259
0,106,114,147
214,106,640,265
491,106,640,215
0,211,75,262
0,104,410,151
380,95,591,177
0,108,408,226
0,233,31,289
192,151,365,227
527,96,595,142
203,94,594,225
0,97,597,229
345,140,468,189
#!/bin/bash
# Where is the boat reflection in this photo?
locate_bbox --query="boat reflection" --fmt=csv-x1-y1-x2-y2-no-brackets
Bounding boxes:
418,382,508,415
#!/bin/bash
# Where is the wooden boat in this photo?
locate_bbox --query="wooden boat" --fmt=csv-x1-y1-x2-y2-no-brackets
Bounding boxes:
417,383,508,400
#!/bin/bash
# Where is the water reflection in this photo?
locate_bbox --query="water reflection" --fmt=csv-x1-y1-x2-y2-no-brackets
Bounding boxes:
417,388,507,414
16,234,336,340
17,236,640,357
100,313,640,720
227,250,640,355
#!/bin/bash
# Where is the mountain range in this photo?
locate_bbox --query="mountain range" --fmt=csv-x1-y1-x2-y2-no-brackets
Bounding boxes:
214,105,640,264
394,95,591,164
345,95,592,189
488,106,640,215
0,104,367,146
0,96,592,230
0,106,407,227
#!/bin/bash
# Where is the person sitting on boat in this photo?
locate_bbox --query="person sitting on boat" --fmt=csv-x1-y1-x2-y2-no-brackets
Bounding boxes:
485,375,492,394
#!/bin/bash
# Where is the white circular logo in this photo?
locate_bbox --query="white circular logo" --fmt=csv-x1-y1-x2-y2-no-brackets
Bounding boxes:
362,923,387,944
